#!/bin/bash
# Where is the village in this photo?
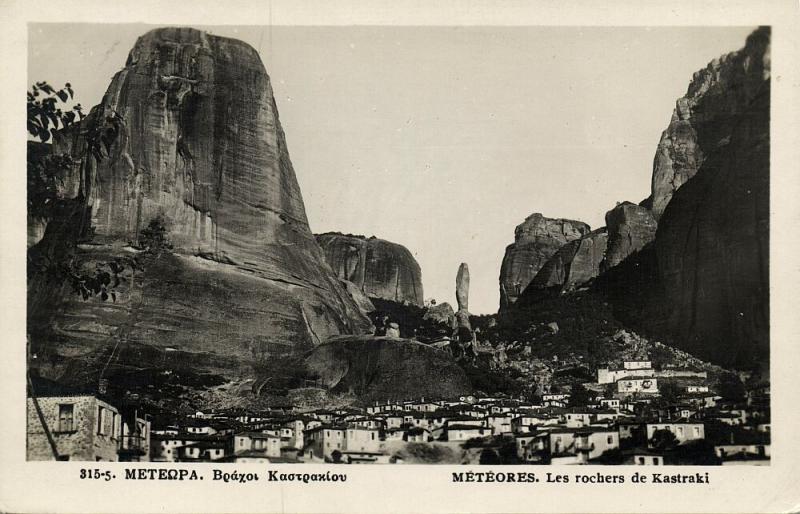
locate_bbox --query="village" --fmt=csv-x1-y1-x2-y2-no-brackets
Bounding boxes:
26,357,770,466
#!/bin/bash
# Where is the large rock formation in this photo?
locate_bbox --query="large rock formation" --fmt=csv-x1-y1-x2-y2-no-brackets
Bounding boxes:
600,202,657,273
655,67,769,369
650,27,771,220
454,262,472,341
315,232,423,306
456,263,470,312
422,302,457,330
27,28,371,393
526,228,608,293
594,27,770,370
499,213,590,309
304,336,471,402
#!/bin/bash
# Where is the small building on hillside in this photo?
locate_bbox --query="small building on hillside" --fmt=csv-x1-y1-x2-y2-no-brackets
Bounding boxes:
515,432,549,463
404,427,431,443
234,432,282,458
304,425,345,461
177,440,229,462
617,377,659,395
645,421,705,446
345,426,381,453
445,424,490,442
549,428,620,463
118,405,151,462
624,448,665,465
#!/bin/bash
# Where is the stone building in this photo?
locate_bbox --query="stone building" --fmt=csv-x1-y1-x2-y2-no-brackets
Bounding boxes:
27,394,121,461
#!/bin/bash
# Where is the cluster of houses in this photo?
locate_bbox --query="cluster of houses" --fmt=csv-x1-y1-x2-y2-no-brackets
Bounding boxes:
26,360,770,465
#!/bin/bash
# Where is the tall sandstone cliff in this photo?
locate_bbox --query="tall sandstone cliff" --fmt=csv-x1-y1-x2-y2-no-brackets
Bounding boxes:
27,28,371,391
499,213,589,309
650,27,771,220
315,232,423,306
597,27,770,369
654,65,769,368
600,202,658,273
513,28,769,370
525,228,608,293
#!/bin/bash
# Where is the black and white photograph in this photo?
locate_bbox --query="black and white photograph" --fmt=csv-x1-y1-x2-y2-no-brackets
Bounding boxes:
23,22,771,466
3,1,799,512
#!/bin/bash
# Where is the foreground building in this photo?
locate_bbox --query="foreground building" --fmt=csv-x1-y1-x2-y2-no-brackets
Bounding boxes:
27,394,122,461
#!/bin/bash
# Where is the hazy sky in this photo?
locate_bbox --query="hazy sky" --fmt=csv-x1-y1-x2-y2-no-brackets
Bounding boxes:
29,24,755,314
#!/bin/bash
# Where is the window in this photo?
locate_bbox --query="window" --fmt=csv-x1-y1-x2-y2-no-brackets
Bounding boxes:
97,406,105,434
638,457,645,465
693,426,701,437
58,404,74,432
607,436,613,444
371,433,375,440
653,457,660,465
112,413,120,440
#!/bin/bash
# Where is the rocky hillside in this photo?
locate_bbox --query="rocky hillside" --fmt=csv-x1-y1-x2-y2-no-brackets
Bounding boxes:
27,28,371,396
316,232,423,306
304,336,471,402
498,213,589,309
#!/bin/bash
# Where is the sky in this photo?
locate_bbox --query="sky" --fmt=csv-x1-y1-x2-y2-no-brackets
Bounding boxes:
28,24,756,314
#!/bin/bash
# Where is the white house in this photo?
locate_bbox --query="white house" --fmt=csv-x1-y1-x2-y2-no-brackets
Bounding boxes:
345,426,381,453
617,377,659,395
645,422,705,445
445,424,490,442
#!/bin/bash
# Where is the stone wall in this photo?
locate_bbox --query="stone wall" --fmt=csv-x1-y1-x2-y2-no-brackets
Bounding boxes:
27,396,120,461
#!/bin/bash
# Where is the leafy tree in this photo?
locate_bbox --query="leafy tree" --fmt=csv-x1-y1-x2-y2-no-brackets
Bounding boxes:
497,438,520,464
27,81,83,143
568,382,591,407
650,428,678,451
656,380,683,406
479,448,500,465
27,81,84,221
138,216,173,256
330,450,342,463
27,148,73,220
717,374,746,402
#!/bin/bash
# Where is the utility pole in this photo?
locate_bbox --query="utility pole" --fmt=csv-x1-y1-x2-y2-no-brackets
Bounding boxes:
26,336,60,460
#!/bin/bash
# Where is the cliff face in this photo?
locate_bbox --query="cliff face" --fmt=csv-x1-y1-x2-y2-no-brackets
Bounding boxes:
526,228,608,293
594,28,770,369
512,28,769,370
655,79,769,368
305,336,470,402
600,202,657,273
27,28,371,391
650,27,771,220
315,232,423,306
499,213,590,309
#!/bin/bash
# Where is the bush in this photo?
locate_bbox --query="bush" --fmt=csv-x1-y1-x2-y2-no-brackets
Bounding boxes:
368,297,453,341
